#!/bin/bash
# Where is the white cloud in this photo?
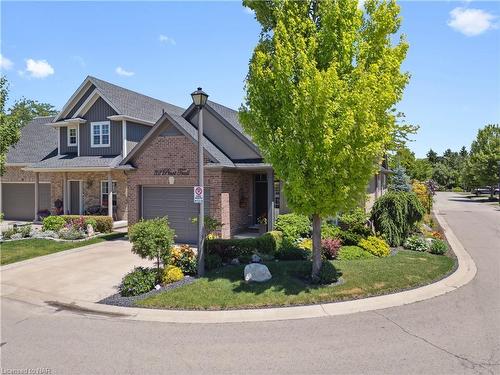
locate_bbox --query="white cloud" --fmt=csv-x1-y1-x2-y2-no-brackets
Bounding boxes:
0,54,13,70
115,66,135,77
24,58,54,78
448,7,497,36
159,34,176,45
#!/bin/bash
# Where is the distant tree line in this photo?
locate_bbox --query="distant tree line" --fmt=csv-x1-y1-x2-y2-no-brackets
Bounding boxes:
389,124,500,194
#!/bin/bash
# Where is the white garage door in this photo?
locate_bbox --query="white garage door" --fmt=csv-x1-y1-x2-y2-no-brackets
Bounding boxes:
141,187,209,244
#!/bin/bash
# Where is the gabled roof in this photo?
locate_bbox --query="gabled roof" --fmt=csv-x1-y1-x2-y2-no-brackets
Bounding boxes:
6,116,57,164
121,111,234,168
183,100,261,158
54,76,185,125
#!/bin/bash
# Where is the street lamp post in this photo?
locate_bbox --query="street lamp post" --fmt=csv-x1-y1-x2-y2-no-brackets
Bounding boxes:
191,87,209,277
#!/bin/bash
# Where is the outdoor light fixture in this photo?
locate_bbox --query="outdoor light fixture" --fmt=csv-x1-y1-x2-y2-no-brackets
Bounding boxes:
191,87,209,108
191,87,209,277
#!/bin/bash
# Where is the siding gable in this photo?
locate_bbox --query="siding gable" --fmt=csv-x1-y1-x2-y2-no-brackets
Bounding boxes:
79,97,122,156
64,84,96,119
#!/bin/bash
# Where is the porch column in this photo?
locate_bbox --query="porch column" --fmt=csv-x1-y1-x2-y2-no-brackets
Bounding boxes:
79,180,84,214
107,171,113,219
34,172,39,222
267,169,275,231
63,172,68,215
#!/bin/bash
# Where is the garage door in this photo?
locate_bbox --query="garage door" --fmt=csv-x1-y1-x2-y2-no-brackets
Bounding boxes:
142,187,209,244
2,183,51,221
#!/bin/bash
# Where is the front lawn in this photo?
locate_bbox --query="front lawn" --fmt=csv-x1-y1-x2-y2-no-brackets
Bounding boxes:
137,250,455,310
0,233,125,265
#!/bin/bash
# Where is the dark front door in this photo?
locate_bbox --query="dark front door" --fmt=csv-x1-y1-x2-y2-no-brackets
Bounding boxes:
254,174,268,224
69,181,80,215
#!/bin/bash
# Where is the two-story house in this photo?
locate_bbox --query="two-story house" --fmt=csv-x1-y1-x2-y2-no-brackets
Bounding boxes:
1,76,390,243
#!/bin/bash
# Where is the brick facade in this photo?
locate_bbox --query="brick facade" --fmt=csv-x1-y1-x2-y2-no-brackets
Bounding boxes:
2,166,127,220
126,134,254,238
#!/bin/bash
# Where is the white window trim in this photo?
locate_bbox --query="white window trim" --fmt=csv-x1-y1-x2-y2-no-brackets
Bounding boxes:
100,180,117,206
91,121,111,148
67,126,78,147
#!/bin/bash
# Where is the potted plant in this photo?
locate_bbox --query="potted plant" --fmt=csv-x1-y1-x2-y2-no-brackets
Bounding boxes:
257,215,267,235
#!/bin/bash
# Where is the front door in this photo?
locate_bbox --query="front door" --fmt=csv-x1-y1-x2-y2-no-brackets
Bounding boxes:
254,174,268,224
69,181,80,215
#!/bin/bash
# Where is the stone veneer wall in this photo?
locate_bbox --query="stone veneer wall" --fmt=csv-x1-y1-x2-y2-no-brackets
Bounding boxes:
126,134,252,238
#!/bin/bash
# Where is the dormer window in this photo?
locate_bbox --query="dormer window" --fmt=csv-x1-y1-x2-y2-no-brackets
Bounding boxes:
67,126,78,146
91,121,110,147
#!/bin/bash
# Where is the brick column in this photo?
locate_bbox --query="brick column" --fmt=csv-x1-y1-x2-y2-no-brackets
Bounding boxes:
34,172,39,221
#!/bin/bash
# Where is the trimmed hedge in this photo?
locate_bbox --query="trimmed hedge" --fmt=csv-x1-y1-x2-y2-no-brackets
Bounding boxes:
206,231,283,262
60,215,113,233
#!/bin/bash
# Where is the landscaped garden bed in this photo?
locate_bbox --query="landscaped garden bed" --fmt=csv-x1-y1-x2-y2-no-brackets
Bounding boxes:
106,177,456,311
136,251,454,310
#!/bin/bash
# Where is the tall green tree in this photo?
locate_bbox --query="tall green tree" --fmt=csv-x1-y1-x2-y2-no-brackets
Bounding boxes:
426,148,438,164
240,0,409,280
464,124,500,197
0,76,57,175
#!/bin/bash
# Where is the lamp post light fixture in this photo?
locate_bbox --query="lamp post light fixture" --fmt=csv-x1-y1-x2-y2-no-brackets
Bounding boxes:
191,87,209,277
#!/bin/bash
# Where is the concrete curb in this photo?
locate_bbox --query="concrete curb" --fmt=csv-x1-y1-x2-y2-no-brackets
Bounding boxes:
2,209,477,324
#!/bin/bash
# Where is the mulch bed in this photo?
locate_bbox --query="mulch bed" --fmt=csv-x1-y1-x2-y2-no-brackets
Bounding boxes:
98,276,198,308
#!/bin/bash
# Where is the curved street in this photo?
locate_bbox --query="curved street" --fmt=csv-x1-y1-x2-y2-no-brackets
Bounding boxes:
1,192,499,375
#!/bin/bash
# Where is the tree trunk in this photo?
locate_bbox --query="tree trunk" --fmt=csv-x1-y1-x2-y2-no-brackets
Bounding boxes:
311,213,322,282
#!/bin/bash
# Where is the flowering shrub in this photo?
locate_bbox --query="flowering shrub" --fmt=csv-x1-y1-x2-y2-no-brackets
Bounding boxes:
168,245,197,275
321,237,341,259
163,265,184,284
404,235,429,252
296,237,312,251
430,231,444,240
359,236,390,257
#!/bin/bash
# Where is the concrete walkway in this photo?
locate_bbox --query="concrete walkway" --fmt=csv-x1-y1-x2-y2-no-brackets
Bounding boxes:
1,193,499,374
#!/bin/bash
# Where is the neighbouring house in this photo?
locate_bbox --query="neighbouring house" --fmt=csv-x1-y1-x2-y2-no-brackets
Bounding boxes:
1,76,390,243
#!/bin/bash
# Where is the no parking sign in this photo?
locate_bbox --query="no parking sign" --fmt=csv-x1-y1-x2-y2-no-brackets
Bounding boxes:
194,186,204,203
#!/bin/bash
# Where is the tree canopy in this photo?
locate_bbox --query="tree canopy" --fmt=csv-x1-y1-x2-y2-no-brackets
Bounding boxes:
0,76,57,175
240,0,409,279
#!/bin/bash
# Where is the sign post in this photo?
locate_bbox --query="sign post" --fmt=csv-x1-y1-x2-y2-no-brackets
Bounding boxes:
194,186,204,204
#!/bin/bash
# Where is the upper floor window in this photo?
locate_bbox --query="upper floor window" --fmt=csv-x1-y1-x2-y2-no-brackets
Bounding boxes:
91,121,110,147
67,126,77,146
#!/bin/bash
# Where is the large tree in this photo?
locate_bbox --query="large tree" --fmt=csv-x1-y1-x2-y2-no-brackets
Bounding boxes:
240,0,409,280
0,76,57,175
464,124,500,197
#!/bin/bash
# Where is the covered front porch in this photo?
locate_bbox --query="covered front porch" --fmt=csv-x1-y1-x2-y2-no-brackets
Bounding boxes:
23,167,129,222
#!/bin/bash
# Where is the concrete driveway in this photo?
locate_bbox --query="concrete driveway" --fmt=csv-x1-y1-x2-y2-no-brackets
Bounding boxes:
1,193,499,374
1,238,152,302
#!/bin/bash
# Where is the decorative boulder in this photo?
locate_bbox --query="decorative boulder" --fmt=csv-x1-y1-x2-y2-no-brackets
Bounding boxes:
251,254,262,263
230,258,240,265
244,263,272,282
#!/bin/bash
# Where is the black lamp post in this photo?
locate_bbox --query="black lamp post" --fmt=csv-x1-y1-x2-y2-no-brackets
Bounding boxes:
191,87,209,277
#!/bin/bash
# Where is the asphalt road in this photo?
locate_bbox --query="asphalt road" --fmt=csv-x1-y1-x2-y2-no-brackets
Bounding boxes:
1,192,499,375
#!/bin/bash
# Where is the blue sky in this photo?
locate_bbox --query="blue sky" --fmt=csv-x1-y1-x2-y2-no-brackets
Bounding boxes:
1,1,499,157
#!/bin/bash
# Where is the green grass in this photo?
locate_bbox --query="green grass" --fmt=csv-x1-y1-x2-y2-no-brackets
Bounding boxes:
138,250,455,310
0,232,125,265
